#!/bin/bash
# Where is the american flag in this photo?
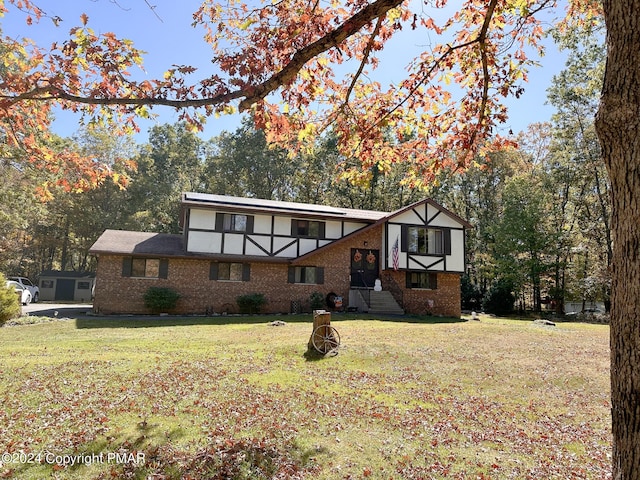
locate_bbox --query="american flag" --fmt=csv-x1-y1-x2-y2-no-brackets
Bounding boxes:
392,236,399,271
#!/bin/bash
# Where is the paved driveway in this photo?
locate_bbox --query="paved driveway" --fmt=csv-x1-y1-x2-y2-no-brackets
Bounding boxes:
23,302,93,318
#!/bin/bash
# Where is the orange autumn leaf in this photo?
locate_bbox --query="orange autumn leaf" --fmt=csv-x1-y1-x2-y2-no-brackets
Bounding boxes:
0,0,601,192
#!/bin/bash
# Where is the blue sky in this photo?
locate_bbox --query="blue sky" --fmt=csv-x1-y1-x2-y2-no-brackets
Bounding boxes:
2,0,568,141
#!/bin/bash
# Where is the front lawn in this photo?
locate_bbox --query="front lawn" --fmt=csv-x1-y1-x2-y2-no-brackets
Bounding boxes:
0,314,611,479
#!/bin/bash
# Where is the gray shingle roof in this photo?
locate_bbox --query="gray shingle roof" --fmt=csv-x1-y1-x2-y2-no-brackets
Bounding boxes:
89,230,185,256
89,229,290,263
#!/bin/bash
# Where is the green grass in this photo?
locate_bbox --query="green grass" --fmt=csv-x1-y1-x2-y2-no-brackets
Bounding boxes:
0,313,611,479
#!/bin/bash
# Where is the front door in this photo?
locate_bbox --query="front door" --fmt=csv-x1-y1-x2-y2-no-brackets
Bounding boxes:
350,248,379,288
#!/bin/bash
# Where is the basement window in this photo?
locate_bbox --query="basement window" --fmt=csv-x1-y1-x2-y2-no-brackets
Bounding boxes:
407,272,438,289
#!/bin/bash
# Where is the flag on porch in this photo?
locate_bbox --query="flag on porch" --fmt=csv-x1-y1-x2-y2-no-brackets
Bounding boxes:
392,235,399,271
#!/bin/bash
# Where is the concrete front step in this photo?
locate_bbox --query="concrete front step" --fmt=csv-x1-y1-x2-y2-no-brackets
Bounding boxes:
368,290,404,315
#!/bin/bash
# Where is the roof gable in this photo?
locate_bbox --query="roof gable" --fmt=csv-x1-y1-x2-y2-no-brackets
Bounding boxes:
385,198,473,229
293,198,470,263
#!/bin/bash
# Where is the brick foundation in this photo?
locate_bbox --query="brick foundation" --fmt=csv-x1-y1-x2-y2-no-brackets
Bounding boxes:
382,270,462,317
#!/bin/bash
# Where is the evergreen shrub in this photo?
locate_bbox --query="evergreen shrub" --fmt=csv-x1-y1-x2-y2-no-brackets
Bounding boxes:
143,286,181,313
482,278,516,316
237,293,267,314
309,291,325,310
0,274,22,325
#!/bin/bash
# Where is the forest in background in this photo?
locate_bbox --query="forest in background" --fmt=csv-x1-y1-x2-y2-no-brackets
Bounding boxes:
0,26,609,314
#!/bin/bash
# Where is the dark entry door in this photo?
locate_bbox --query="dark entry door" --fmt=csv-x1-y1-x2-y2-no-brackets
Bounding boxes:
350,249,379,288
55,279,75,301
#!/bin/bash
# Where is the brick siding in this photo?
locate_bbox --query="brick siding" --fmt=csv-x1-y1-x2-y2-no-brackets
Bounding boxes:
93,224,461,317
383,270,462,317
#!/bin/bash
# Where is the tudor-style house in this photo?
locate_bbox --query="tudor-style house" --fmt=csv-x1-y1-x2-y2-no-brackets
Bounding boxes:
89,193,471,317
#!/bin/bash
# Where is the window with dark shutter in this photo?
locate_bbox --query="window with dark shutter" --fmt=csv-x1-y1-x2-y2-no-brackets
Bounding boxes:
122,257,165,279
210,262,250,281
242,263,251,281
209,262,219,280
444,229,452,255
287,266,296,283
405,227,448,255
159,259,169,279
215,213,225,231
288,266,323,284
245,216,254,234
291,219,325,238
406,271,438,289
122,257,133,277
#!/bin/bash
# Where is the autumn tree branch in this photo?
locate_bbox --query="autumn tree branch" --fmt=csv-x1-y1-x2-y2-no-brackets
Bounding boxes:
1,0,405,113
467,0,499,154
237,0,404,110
351,0,499,160
342,15,384,109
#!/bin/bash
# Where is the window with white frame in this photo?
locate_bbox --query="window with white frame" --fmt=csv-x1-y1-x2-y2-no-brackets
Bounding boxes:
223,213,248,232
408,227,444,255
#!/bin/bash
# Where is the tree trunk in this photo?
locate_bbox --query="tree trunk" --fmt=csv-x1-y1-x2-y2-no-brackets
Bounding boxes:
595,1,640,477
60,216,70,271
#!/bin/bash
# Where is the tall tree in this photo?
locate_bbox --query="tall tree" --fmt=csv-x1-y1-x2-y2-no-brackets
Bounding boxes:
0,157,48,278
65,127,138,270
546,26,611,312
333,129,424,211
128,123,205,233
0,0,548,188
1,128,137,275
203,117,296,200
430,148,522,295
289,134,340,206
595,1,640,474
490,174,558,312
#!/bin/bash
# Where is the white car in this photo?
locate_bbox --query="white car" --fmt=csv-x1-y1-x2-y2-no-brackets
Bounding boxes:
8,276,39,303
6,280,32,305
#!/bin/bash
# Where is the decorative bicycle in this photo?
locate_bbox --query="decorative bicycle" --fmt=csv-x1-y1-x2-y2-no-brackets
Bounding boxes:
311,324,341,354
